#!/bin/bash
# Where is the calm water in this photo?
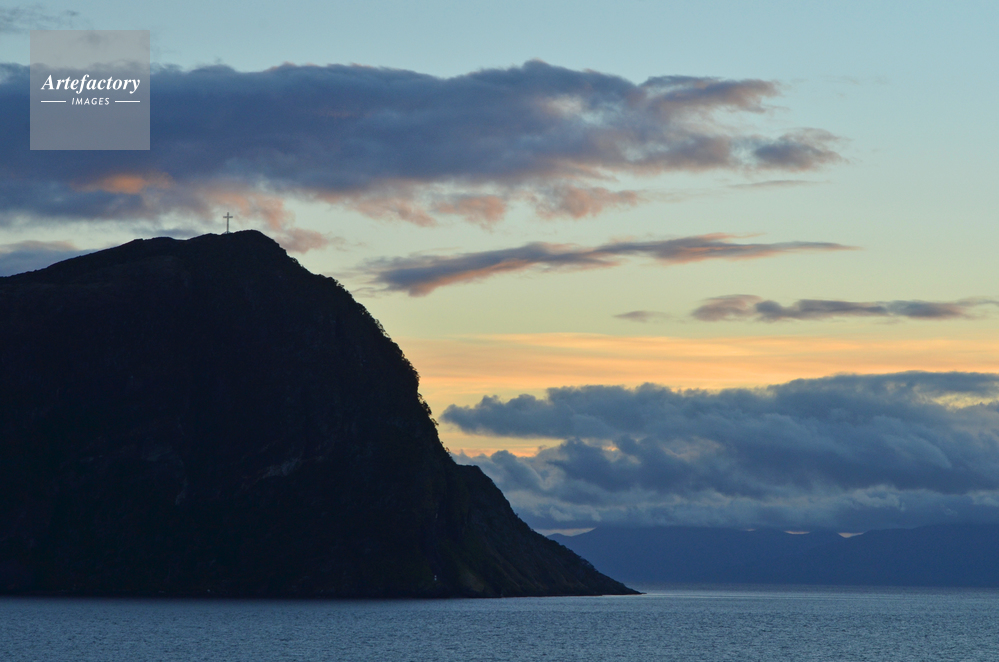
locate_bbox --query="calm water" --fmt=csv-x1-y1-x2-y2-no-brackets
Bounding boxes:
3,586,997,661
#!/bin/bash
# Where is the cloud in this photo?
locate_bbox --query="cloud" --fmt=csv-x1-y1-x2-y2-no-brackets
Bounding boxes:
0,240,93,276
750,129,840,169
443,373,999,530
0,4,79,33
1,60,840,234
728,179,818,189
363,234,852,296
404,334,999,447
431,195,507,228
614,310,672,323
693,294,998,322
534,186,642,219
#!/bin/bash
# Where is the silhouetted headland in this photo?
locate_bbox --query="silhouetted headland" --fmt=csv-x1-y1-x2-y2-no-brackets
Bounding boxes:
0,231,635,598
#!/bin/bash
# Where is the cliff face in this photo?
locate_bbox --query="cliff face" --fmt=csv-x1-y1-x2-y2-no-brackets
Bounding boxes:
0,231,634,597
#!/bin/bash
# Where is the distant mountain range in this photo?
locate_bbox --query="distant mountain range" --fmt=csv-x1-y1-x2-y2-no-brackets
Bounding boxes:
550,524,999,587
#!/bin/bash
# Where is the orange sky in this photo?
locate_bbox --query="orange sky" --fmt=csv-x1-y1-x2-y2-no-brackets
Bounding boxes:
398,331,999,454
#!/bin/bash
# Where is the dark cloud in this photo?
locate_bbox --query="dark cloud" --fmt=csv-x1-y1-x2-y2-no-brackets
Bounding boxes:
693,294,997,322
363,234,852,296
444,373,999,531
1,60,840,234
751,129,839,169
0,240,92,276
0,4,79,33
614,310,672,323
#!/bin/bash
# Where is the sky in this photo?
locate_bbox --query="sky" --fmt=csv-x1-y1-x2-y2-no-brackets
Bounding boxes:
2,1,998,533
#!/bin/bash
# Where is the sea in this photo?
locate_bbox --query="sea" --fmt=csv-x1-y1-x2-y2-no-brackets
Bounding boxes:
2,586,997,661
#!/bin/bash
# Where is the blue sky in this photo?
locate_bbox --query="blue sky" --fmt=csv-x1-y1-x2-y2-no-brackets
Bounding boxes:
3,1,999,531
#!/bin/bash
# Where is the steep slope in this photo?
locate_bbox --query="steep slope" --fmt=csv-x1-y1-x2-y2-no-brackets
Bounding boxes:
0,231,635,598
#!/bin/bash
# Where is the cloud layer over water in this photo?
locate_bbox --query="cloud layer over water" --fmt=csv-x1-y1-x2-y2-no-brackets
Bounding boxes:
444,372,999,531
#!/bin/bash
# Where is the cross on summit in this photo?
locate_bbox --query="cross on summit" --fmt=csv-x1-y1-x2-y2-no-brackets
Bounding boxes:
223,212,232,234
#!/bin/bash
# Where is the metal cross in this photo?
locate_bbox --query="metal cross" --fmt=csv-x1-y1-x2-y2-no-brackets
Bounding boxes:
223,212,232,234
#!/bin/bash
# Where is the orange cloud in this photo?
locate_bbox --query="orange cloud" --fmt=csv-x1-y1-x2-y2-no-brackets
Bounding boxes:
433,195,507,227
203,188,331,253
348,193,437,227
536,185,642,218
76,172,173,194
204,188,291,229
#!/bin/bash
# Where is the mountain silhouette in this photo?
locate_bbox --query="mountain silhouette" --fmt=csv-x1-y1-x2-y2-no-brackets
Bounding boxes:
0,231,634,598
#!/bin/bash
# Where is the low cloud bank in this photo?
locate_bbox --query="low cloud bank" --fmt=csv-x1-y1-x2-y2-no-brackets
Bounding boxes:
444,372,999,531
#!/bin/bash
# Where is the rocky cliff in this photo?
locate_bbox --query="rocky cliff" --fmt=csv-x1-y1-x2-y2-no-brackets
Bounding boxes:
0,231,635,598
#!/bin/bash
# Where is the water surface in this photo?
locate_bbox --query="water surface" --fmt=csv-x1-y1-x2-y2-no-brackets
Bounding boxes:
3,586,997,661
